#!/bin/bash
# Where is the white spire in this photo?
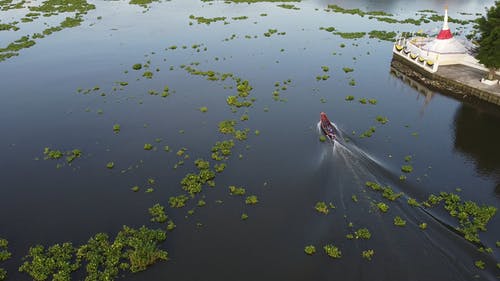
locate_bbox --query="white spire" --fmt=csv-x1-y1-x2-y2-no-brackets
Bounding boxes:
443,7,449,30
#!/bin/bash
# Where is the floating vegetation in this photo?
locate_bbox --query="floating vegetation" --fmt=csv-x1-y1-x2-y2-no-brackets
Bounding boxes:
211,140,235,161
349,79,356,86
368,30,397,42
168,194,189,208
263,28,285,37
0,238,10,281
218,120,237,134
368,99,377,105
407,198,420,207
241,213,248,220
359,98,367,104
321,66,329,72
351,195,358,202
342,67,354,73
376,116,388,124
347,228,371,240
314,201,329,214
189,14,226,25
149,204,168,223
199,106,208,113
144,143,153,150
132,63,142,70
393,216,406,226
401,165,413,173
475,260,485,269
106,162,114,169
18,242,79,281
360,127,375,138
319,135,327,142
376,202,389,213
142,71,153,79
229,185,246,196
345,95,355,101
232,16,248,20
277,4,299,10
43,147,82,164
419,223,427,230
365,182,403,201
361,249,374,261
422,192,497,243
334,31,366,39
304,245,316,255
113,124,121,133
323,244,341,259
319,26,336,32
131,186,140,192
245,195,259,205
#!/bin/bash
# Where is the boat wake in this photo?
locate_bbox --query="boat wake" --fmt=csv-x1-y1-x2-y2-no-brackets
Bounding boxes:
312,121,497,280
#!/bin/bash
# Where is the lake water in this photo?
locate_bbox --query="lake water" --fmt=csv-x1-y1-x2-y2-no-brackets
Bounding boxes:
0,0,499,280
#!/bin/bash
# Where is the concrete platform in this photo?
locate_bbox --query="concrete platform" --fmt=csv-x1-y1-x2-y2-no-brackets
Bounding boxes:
436,65,500,97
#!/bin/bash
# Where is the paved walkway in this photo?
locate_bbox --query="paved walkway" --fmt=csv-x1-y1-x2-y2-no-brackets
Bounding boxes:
437,65,500,96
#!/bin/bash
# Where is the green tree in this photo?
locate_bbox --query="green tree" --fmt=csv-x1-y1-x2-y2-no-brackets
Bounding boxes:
475,1,500,80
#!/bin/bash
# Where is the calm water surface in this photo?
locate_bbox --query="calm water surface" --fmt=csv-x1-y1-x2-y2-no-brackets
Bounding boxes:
0,0,499,280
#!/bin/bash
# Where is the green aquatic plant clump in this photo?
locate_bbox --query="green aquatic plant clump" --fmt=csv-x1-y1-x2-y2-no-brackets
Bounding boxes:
354,228,371,239
401,165,413,173
0,238,10,281
168,194,189,208
394,216,406,226
218,120,237,134
368,30,397,42
323,244,341,259
277,3,299,9
245,195,259,205
362,249,374,260
304,245,316,255
211,140,235,161
19,242,80,281
132,63,142,70
149,204,168,223
334,31,366,39
314,201,329,214
229,185,246,196
189,14,226,25
422,192,497,243
376,202,389,213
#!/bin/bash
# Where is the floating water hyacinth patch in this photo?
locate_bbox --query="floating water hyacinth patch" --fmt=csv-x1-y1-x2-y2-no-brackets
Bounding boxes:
345,95,355,101
401,165,413,173
245,195,258,205
106,162,114,169
419,223,427,230
323,244,341,259
342,67,354,73
132,63,142,70
168,195,189,208
362,249,374,260
200,106,208,112
315,201,329,214
393,216,406,226
475,260,485,269
149,204,168,223
319,135,327,142
376,202,389,213
304,245,316,255
144,143,153,150
113,124,121,133
229,185,246,196
241,213,248,220
376,116,388,124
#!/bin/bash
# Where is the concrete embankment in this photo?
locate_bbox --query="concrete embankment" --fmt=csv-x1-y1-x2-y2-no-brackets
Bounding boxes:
391,55,500,106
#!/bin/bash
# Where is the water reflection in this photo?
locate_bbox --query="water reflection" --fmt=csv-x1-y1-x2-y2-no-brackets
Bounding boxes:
453,103,500,185
389,66,436,116
390,64,500,188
